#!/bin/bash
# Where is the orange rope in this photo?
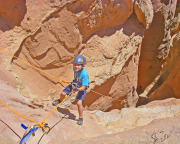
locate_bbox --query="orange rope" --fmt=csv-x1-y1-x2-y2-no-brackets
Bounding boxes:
41,92,75,123
0,47,69,85
91,90,108,97
0,100,41,125
0,47,71,128
0,47,109,128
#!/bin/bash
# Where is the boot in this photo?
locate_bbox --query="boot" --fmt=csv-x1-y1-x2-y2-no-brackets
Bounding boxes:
77,118,83,125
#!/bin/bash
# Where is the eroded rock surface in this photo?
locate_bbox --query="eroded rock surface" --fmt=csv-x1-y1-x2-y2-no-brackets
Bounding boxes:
71,115,180,144
0,79,180,144
4,0,143,111
0,0,180,111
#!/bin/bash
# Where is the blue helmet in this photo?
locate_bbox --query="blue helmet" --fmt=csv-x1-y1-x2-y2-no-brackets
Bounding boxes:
74,55,86,65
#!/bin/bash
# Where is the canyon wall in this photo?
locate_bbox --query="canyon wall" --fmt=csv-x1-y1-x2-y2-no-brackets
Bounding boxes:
0,0,179,111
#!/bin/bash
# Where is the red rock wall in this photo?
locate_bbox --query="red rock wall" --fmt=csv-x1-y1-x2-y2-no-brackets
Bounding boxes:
137,0,180,99
0,0,26,31
150,33,180,99
0,0,180,111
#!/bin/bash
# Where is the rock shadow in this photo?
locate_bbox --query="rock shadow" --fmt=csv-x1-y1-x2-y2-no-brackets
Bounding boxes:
57,107,76,121
136,96,153,107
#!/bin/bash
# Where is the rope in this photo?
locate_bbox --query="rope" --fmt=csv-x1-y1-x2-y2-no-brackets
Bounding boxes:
0,91,75,132
0,100,41,125
37,116,65,144
41,92,75,124
0,47,75,128
0,47,69,86
0,47,108,97
91,90,108,97
0,91,75,131
0,119,21,139
0,47,110,131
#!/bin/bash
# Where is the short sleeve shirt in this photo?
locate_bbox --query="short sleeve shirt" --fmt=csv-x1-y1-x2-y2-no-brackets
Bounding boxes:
74,68,90,87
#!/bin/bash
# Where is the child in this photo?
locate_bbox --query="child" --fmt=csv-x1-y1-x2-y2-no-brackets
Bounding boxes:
52,55,90,125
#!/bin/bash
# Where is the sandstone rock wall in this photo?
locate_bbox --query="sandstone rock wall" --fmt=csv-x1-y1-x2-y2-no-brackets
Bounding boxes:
138,0,180,100
72,116,180,144
0,0,180,111
1,79,180,144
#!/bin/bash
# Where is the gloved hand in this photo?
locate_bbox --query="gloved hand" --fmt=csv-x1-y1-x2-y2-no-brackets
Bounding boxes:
71,81,78,88
73,87,78,92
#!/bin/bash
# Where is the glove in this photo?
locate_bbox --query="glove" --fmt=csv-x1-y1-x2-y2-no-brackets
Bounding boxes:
71,81,75,86
73,87,78,92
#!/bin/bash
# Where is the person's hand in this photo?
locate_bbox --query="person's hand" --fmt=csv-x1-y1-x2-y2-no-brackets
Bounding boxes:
73,87,78,92
71,82,78,88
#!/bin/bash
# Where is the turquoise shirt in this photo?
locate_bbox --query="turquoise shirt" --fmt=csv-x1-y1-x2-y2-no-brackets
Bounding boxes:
74,68,90,87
